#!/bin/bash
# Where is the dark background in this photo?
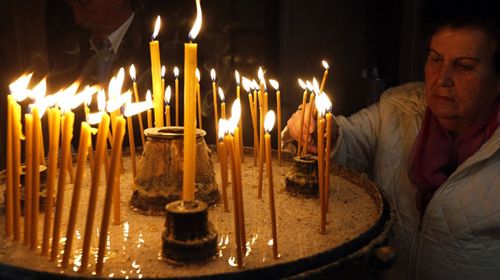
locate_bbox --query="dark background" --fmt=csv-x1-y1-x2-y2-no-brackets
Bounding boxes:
0,0,426,169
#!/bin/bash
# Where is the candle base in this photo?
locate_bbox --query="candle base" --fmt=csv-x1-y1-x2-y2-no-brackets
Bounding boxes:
162,199,218,263
285,155,319,197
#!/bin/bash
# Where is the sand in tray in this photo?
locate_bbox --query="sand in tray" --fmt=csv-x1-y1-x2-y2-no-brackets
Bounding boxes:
0,152,380,278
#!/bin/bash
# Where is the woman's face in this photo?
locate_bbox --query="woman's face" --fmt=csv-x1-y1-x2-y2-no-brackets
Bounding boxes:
424,26,499,133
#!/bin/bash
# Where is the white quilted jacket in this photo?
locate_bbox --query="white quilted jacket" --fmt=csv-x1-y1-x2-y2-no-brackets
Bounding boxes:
332,82,500,279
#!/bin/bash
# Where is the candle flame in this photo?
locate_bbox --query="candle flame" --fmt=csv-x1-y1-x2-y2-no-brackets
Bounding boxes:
124,100,153,117
218,87,225,102
161,65,166,78
9,73,33,102
72,85,98,109
146,90,152,103
298,78,306,90
107,90,131,113
231,98,241,124
268,79,279,91
188,0,202,41
98,89,106,112
165,85,171,104
195,68,200,81
264,110,276,133
322,60,329,70
174,67,179,78
227,117,237,135
87,112,103,125
235,70,240,85
152,15,161,40
31,78,47,102
210,68,216,81
306,80,313,92
58,83,79,113
116,67,125,94
129,64,136,81
258,67,265,83
315,93,327,117
312,78,320,94
218,118,228,141
241,77,252,92
324,93,332,112
251,79,259,91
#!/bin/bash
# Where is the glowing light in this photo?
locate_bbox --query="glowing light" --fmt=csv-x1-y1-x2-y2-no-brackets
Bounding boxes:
268,79,279,90
146,90,152,104
322,60,329,69
230,98,241,124
306,80,313,92
210,68,216,81
258,67,265,82
241,77,252,92
129,64,136,81
315,93,327,117
9,73,33,102
164,86,171,104
97,89,106,112
161,65,166,78
218,87,225,102
188,0,202,41
298,79,306,90
106,90,131,113
152,16,161,40
173,67,179,78
264,110,276,133
195,68,200,81
312,78,320,94
218,118,227,141
31,78,47,102
251,79,259,91
87,112,103,125
235,70,240,85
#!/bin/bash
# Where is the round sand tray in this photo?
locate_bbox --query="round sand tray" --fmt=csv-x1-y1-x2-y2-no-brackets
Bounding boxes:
0,148,392,279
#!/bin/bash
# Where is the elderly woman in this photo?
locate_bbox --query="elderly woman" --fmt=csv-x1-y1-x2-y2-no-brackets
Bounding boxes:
284,0,499,279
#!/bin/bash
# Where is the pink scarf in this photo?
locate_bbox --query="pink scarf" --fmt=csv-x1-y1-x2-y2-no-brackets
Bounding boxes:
408,99,499,216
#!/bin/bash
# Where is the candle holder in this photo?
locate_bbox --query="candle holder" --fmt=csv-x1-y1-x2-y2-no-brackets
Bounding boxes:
162,199,217,263
285,155,319,197
132,127,219,215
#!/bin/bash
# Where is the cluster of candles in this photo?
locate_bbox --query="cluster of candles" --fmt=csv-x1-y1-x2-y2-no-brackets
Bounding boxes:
4,68,153,275
3,0,335,273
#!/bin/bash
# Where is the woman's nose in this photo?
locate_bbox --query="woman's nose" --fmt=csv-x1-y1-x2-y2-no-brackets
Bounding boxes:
438,64,454,87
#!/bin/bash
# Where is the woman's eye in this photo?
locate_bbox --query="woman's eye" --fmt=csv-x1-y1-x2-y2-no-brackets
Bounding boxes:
427,55,442,63
456,61,475,71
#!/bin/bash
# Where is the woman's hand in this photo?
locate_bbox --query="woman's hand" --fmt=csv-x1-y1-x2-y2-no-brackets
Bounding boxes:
287,103,317,153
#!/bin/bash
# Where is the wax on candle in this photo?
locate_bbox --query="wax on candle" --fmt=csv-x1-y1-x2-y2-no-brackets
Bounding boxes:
41,107,60,256
127,115,137,178
315,95,326,234
217,119,229,212
12,101,22,241
6,96,14,237
242,77,258,166
319,60,330,94
301,92,316,156
211,69,219,142
96,116,125,275
269,79,282,166
129,65,146,147
325,111,333,212
62,122,91,268
149,16,164,127
80,113,109,272
51,111,74,260
161,65,166,107
219,88,226,119
235,70,243,161
231,100,246,251
24,113,33,246
264,110,279,259
174,67,180,126
165,85,171,126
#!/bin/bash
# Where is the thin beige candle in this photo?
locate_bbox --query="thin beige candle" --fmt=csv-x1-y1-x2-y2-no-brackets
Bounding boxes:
264,110,279,259
248,93,258,166
146,90,153,128
195,68,202,129
149,16,164,128
210,69,218,141
62,122,91,268
165,85,172,127
317,110,326,234
80,113,109,272
42,107,60,256
24,113,33,246
161,65,166,118
257,88,265,199
12,101,22,241
269,79,281,165
31,106,41,250
217,119,229,212
235,71,243,161
127,115,137,178
325,111,333,212
130,65,146,147
96,116,125,275
51,110,74,260
319,60,330,94
174,67,179,126
301,92,316,156
219,88,226,119
233,125,246,254
297,79,308,157
6,96,13,237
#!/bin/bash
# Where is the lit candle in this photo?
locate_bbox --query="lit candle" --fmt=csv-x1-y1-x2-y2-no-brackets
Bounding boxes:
149,15,164,127
264,110,279,259
96,116,125,275
12,100,22,241
41,106,60,256
302,79,318,156
219,87,226,119
161,65,166,107
210,69,218,141
235,70,243,161
195,68,202,129
315,94,326,234
257,67,266,199
242,77,258,166
6,95,14,237
164,85,172,126
30,105,41,250
217,119,229,212
297,79,308,157
174,67,180,126
64,84,79,184
51,106,74,260
319,60,330,93
127,110,138,179
269,79,282,166
183,0,202,201
129,64,146,147
324,95,333,212
146,90,153,128
80,112,109,272
24,113,33,246
62,122,91,268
